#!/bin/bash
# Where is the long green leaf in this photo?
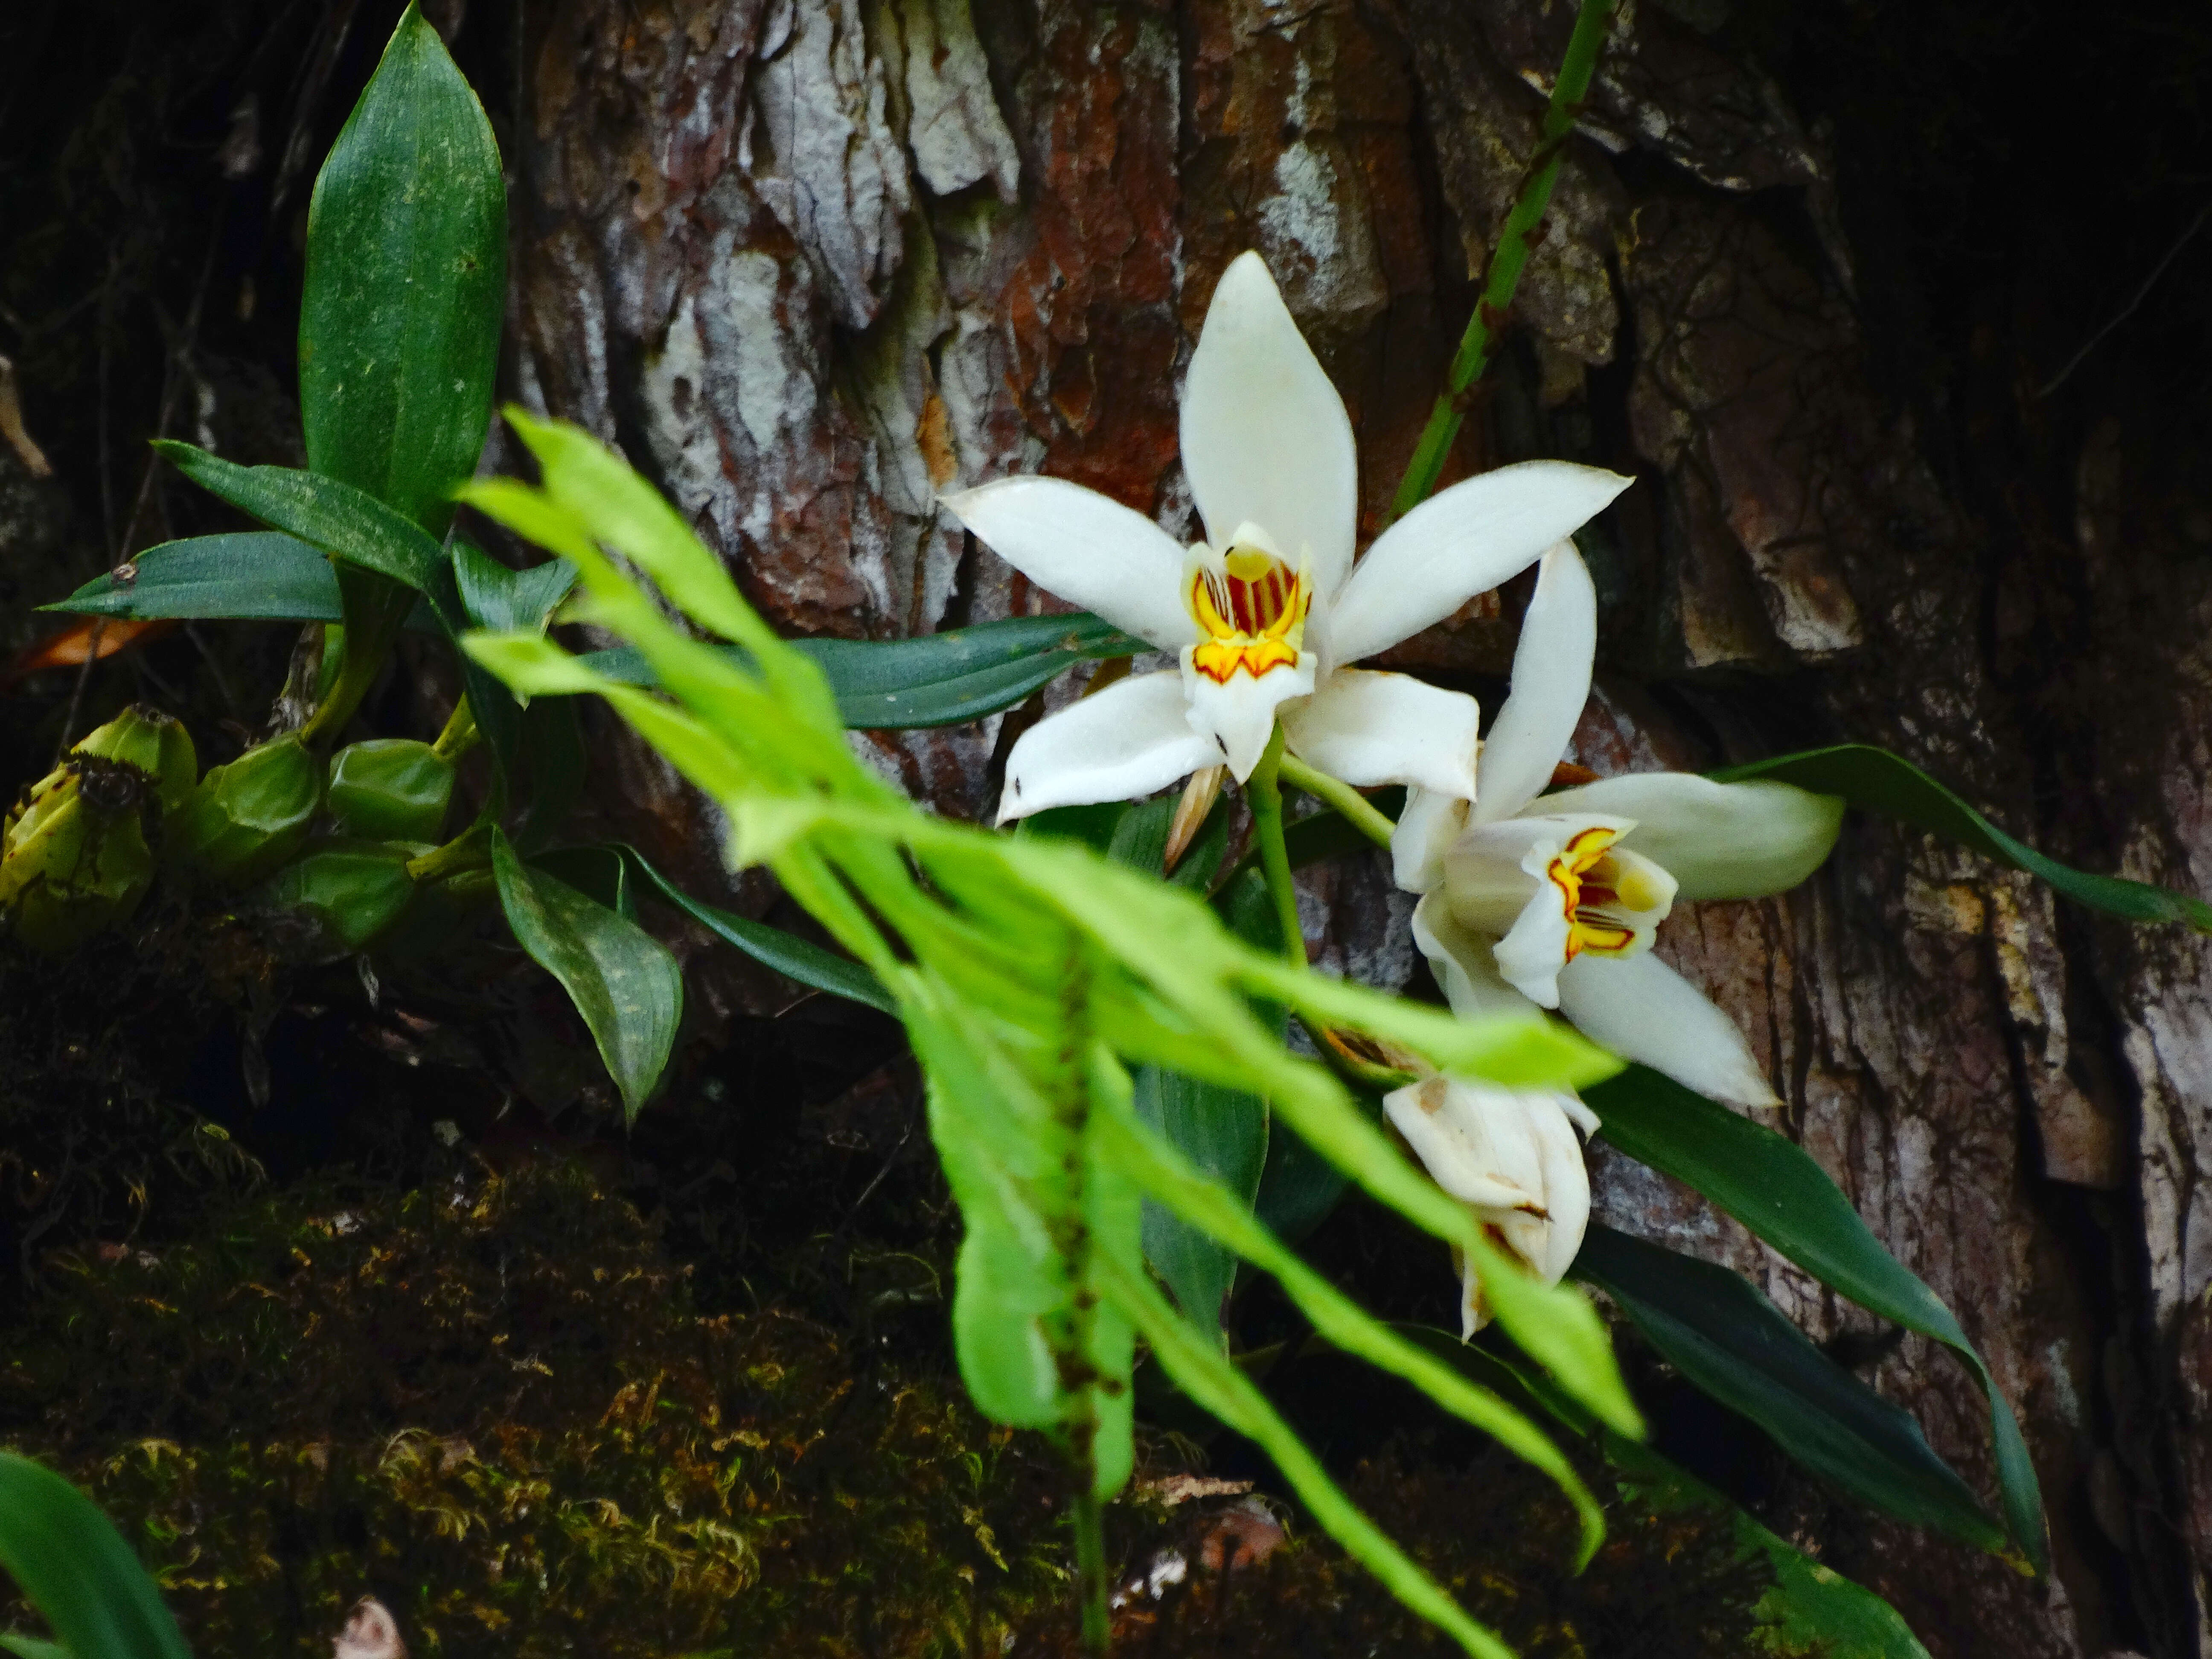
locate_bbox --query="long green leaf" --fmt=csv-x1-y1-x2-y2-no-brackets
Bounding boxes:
490,829,683,1121
1586,1062,2047,1573
299,2,506,539
151,446,452,606
1572,1226,2008,1554
1098,1253,1516,1659
1132,1065,1267,1334
616,844,897,1016
1395,1329,1933,1659
46,534,339,620
1713,743,2212,932
1100,1106,1608,1563
580,611,1141,731
0,1454,190,1659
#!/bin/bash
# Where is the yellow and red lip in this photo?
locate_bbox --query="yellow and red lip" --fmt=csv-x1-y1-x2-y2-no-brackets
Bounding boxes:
1187,547,1311,685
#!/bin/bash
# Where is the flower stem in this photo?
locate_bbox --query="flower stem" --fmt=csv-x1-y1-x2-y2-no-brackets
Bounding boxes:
1277,754,1398,850
405,813,494,885
432,695,481,762
1247,723,1306,967
1388,0,1620,521
1073,1488,1110,1656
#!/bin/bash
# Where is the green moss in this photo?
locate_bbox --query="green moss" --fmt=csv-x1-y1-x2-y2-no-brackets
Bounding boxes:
0,1164,1072,1657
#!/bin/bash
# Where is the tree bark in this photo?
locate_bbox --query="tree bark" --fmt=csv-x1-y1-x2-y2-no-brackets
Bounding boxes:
508,1,2212,1653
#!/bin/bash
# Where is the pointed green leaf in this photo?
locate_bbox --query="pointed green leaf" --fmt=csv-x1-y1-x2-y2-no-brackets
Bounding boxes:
46,534,340,621
1587,1061,2047,1573
1395,1327,1935,1658
490,828,682,1121
151,446,452,606
579,611,1142,732
300,3,505,539
616,844,896,1015
454,540,576,634
0,1453,190,1659
1713,743,2212,932
1572,1225,2008,1554
1132,1065,1268,1334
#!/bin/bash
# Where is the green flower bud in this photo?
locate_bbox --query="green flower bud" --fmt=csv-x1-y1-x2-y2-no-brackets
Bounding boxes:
0,755,157,953
325,738,455,843
171,734,325,886
252,838,422,955
69,704,198,819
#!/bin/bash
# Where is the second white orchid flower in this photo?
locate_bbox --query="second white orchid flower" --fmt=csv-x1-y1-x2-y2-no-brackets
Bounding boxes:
941,252,1631,823
1382,1074,1594,1338
1394,541,1845,1109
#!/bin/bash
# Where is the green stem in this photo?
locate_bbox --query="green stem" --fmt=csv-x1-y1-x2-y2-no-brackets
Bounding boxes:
1278,754,1398,850
1073,1488,1110,1656
405,813,494,884
301,576,416,747
1246,723,1306,968
1388,0,1620,520
432,696,481,762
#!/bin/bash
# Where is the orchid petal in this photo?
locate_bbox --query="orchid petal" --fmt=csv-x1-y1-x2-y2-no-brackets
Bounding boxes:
1493,883,1574,1009
1554,952,1781,1108
940,476,1194,653
1180,252,1359,599
997,670,1222,824
1179,652,1314,781
1525,1097,1592,1282
1391,786,1470,894
1472,541,1595,824
1411,893,1546,1023
1325,462,1632,667
1280,669,1481,796
1540,774,1845,900
1382,1077,1545,1212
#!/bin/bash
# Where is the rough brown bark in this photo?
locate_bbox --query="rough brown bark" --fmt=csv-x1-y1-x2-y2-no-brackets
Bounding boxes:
500,1,2209,1653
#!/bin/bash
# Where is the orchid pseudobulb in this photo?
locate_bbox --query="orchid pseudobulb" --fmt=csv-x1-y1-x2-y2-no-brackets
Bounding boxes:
940,252,1631,822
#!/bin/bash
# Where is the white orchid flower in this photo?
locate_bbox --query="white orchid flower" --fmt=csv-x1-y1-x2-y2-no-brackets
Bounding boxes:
1394,541,1845,1109
1382,1074,1595,1338
939,252,1632,823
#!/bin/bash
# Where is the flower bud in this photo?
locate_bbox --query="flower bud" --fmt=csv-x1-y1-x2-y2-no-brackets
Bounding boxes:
1382,1075,1597,1337
68,704,198,819
325,739,455,843
170,734,325,886
252,838,421,956
0,755,157,952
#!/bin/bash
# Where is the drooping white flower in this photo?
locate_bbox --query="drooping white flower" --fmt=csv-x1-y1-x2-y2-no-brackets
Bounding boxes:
1395,541,1845,1109
939,252,1632,822
1382,1074,1595,1337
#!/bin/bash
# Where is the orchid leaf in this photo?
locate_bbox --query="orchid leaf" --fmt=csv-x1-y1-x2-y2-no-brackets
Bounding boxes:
454,541,576,634
47,534,339,621
1587,1061,2048,1574
1133,1064,1267,1336
1572,1226,2009,1556
579,611,1140,731
150,446,455,612
490,829,682,1121
615,844,897,1016
299,2,505,540
1392,1329,1934,1658
1713,743,2212,933
0,1453,190,1659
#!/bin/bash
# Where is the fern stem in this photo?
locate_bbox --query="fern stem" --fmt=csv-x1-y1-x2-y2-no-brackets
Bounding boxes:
1246,724,1306,967
1388,0,1619,520
1073,1488,1111,1655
